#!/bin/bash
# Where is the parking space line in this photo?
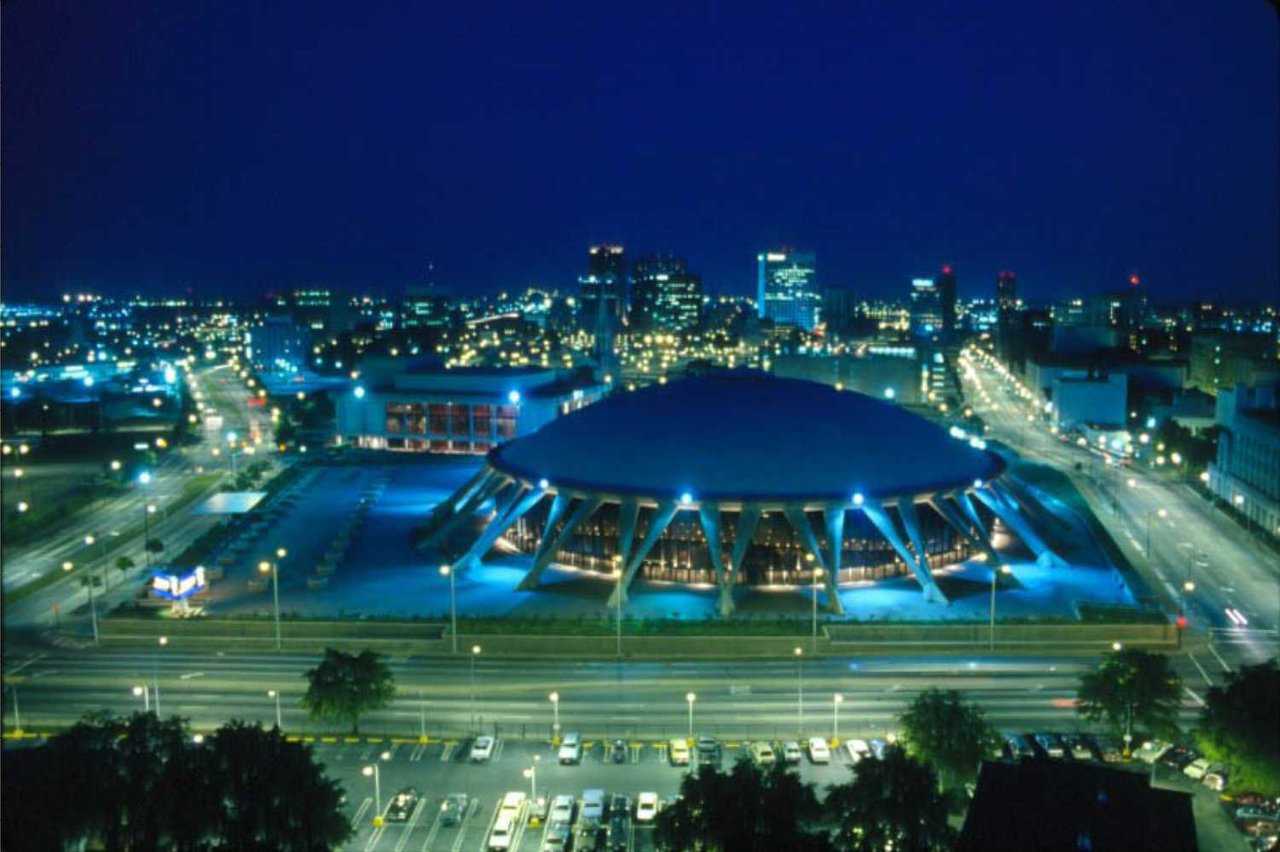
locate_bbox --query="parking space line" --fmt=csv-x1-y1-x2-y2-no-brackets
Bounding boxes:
393,798,428,852
440,743,456,762
1185,651,1214,687
352,797,373,832
1205,641,1232,672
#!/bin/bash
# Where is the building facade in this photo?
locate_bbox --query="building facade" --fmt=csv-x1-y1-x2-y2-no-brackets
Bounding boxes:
1208,383,1280,539
631,255,702,332
757,250,820,331
909,278,943,340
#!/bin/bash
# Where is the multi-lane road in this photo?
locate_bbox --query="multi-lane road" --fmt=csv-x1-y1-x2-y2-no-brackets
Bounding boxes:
958,348,1280,669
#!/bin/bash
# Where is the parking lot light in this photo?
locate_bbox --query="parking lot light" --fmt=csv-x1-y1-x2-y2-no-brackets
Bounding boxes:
362,764,382,827
549,692,560,743
685,692,696,742
832,693,844,747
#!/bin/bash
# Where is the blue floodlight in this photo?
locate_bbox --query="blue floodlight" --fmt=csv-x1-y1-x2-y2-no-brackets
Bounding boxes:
353,385,366,399
680,492,693,506
538,478,549,490
883,387,896,400
138,471,153,485
852,492,864,507
507,390,521,405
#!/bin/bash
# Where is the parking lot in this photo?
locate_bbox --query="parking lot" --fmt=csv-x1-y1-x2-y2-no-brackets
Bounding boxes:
322,734,859,851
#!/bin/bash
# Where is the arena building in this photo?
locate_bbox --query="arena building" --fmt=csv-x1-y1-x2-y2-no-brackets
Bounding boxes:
427,372,1063,616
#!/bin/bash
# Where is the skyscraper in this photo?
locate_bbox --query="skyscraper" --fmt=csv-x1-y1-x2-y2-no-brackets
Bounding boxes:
578,244,625,330
909,277,943,339
631,254,702,332
996,270,1017,319
757,250,820,331
937,264,957,336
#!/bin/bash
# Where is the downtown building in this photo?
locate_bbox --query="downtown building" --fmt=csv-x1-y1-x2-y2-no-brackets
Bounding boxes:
630,254,703,332
757,250,820,332
1207,382,1280,540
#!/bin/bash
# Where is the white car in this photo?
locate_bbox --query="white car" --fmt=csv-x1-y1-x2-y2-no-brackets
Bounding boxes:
488,814,515,850
669,738,690,766
1183,758,1213,780
636,792,659,823
558,732,582,765
844,739,871,764
782,741,803,765
499,791,527,816
808,737,831,764
1134,740,1172,764
470,736,496,762
751,742,776,766
549,794,575,824
580,789,605,822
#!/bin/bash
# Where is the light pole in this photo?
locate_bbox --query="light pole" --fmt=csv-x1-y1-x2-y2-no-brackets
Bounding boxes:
143,502,158,568
62,559,99,645
268,689,282,729
613,558,623,659
9,684,20,735
523,755,540,800
794,647,804,736
832,693,843,747
363,756,388,827
685,692,696,742
153,635,168,717
440,565,457,654
1144,508,1167,561
549,691,561,743
469,644,481,734
988,564,1012,650
259,547,284,651
809,558,822,654
133,684,150,712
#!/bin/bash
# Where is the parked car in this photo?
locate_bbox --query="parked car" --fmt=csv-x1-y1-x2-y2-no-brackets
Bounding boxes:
549,794,575,825
636,792,659,823
580,789,605,822
1239,807,1280,824
542,819,571,851
1005,734,1036,759
808,737,831,764
558,731,582,765
470,735,496,762
607,813,629,851
669,739,690,766
1160,745,1199,770
609,793,631,818
782,741,803,765
488,812,517,851
1134,740,1173,764
750,741,776,766
1203,768,1229,791
1066,735,1096,761
1034,733,1066,758
868,738,888,760
1184,758,1214,780
696,736,720,762
386,787,419,822
610,739,628,764
845,739,871,764
441,793,469,827
1092,735,1125,763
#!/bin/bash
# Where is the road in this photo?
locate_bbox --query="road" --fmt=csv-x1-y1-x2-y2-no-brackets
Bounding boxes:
2,363,278,629
3,646,1213,741
957,347,1280,669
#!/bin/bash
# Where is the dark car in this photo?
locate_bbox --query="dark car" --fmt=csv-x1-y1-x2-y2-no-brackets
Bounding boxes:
385,787,419,822
696,736,720,762
609,793,631,817
1158,745,1199,770
610,739,628,764
440,793,469,826
607,813,630,851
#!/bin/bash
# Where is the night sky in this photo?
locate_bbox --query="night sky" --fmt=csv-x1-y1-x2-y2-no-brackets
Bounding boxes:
3,1,1277,304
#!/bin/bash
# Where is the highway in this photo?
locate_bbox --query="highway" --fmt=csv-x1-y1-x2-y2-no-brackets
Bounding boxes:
3,363,277,629
3,646,1211,742
958,347,1280,669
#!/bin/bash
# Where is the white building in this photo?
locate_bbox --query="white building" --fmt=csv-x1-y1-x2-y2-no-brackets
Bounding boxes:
1208,383,1280,539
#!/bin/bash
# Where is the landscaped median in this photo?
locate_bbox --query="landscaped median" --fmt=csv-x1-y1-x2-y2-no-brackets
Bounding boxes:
96,610,1180,657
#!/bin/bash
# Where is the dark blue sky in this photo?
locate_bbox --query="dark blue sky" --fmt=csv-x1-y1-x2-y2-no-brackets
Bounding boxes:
4,1,1277,303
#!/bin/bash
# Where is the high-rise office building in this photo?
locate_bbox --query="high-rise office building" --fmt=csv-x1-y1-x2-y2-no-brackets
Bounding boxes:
909,277,943,339
996,271,1017,318
578,244,625,330
937,264,957,336
757,250,820,331
631,254,702,332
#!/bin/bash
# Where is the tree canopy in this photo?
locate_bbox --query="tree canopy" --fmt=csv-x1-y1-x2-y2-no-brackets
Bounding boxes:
302,647,396,734
825,744,953,852
1077,648,1182,744
655,756,830,851
0,712,351,851
1195,658,1280,795
898,687,1000,791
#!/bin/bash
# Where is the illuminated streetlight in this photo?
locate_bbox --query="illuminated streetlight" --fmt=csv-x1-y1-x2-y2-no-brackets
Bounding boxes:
440,565,457,654
685,692,696,741
258,558,281,651
267,689,282,729
549,691,561,742
832,693,844,746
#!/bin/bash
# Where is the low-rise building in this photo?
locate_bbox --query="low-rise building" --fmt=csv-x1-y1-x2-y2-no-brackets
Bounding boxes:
1051,373,1127,432
335,358,604,454
1208,382,1280,539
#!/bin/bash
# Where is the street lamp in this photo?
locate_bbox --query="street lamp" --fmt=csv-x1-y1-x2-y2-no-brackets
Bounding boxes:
807,556,822,654
1144,508,1168,561
9,685,21,736
523,755,540,800
143,502,158,568
613,558,623,659
685,692,696,742
549,691,561,743
362,760,385,827
832,693,844,747
469,645,481,734
988,564,1013,650
133,684,150,712
258,556,282,651
268,689,282,729
154,635,168,717
440,565,457,655
794,646,804,736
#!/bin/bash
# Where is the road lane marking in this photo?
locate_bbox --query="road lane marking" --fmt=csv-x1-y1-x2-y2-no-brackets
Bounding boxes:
1184,688,1206,708
1205,641,1232,672
179,672,205,680
1185,652,1213,686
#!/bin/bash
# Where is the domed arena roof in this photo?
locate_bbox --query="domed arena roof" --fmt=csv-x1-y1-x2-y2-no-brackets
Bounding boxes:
490,372,1003,502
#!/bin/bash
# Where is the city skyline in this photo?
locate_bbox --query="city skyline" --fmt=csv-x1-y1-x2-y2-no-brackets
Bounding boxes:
3,2,1277,303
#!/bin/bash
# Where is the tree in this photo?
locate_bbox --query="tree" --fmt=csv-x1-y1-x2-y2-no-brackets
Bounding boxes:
1195,659,1280,795
0,712,352,851
655,757,831,851
115,555,136,586
825,745,953,852
1077,648,1182,747
145,538,165,554
302,647,396,734
898,688,1000,791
